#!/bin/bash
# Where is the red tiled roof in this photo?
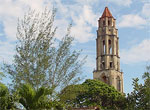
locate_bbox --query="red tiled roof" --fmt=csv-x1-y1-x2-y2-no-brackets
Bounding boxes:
101,7,113,18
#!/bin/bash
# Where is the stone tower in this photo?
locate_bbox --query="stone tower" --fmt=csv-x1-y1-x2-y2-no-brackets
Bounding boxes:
93,7,123,92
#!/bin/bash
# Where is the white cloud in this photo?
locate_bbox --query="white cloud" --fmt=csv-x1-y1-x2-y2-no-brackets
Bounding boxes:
0,0,23,18
71,5,98,43
54,19,69,40
0,0,100,63
107,0,132,6
142,3,150,18
71,25,94,43
0,0,53,41
52,3,98,43
0,0,22,41
3,17,17,41
0,0,98,43
141,0,150,3
120,39,150,64
0,0,53,63
118,14,147,28
82,5,98,27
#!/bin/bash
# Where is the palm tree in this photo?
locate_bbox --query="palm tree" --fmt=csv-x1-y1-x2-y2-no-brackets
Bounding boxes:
18,84,53,110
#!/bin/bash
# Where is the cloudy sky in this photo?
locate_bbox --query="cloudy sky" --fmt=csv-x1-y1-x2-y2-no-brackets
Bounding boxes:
0,0,150,93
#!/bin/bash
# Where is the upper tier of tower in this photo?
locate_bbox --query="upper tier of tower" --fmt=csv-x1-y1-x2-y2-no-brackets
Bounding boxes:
96,7,119,71
98,7,117,36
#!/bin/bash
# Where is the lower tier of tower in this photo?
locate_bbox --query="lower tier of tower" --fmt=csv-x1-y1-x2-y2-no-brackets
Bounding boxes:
93,70,123,93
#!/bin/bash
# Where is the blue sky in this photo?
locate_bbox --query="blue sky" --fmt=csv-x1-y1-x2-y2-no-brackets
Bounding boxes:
0,0,150,94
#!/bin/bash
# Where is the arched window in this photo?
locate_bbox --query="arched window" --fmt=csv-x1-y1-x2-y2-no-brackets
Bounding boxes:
103,40,105,54
116,76,121,91
101,74,109,84
103,76,107,83
109,40,112,54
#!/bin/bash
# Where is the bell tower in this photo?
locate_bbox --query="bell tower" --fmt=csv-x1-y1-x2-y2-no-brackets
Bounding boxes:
93,7,123,92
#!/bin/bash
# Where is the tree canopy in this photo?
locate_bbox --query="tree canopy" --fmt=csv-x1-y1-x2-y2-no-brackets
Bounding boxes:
3,8,85,93
126,66,150,110
18,83,63,110
60,79,126,110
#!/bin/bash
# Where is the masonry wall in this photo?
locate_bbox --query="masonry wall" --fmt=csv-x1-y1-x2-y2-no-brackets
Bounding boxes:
93,7,123,93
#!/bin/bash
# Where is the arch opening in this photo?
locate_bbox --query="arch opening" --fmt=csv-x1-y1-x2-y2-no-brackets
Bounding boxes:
101,74,110,84
103,40,105,54
116,41,118,56
109,40,112,54
108,20,110,26
102,76,107,83
116,76,121,91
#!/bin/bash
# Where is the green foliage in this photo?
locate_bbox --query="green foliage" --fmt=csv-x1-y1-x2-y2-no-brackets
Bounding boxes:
52,101,64,110
0,83,17,110
0,70,5,81
60,84,87,107
18,83,54,110
126,66,150,110
60,79,126,110
3,8,85,93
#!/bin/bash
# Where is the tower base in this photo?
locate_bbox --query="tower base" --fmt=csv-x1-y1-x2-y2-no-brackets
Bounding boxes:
93,70,123,93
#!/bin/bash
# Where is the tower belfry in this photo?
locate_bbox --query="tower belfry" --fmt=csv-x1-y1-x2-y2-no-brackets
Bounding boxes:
93,7,123,92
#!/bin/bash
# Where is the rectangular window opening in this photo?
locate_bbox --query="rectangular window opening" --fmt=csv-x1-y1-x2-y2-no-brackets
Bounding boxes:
110,62,113,68
102,62,105,69
108,20,110,26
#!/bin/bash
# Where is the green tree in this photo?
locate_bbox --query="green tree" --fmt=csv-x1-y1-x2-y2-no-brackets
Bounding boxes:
3,8,85,91
60,79,126,110
0,72,4,81
0,83,17,110
126,66,150,110
0,67,16,109
18,83,55,110
60,84,87,108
